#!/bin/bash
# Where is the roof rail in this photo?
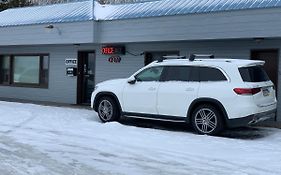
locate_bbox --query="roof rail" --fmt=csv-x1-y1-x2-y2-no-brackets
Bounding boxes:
162,55,186,59
189,54,215,61
157,55,186,62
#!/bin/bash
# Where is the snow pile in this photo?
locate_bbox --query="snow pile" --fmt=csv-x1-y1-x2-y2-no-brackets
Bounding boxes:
0,101,281,175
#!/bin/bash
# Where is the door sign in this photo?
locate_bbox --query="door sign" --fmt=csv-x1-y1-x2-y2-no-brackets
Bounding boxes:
65,58,78,66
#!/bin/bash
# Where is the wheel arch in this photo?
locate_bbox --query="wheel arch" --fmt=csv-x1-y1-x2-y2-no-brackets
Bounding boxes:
187,98,229,125
94,92,122,114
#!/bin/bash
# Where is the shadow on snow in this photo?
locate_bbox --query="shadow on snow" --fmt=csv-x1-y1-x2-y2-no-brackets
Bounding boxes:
119,116,274,140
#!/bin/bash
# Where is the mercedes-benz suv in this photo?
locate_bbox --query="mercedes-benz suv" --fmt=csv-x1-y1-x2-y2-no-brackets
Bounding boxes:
91,56,277,135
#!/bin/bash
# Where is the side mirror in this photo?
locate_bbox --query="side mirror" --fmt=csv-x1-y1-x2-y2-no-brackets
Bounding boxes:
127,76,136,84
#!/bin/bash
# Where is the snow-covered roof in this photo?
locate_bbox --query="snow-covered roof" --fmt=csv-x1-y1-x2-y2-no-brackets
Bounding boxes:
0,0,94,27
97,0,281,20
1,0,281,27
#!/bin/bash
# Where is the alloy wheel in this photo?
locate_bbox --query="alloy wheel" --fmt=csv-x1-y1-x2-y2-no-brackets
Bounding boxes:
98,100,113,121
194,108,218,134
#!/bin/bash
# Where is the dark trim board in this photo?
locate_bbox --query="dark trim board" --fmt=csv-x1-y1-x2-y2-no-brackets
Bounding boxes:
122,112,187,123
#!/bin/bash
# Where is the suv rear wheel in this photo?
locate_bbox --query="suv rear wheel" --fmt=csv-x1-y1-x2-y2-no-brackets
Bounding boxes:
191,104,224,135
97,97,120,122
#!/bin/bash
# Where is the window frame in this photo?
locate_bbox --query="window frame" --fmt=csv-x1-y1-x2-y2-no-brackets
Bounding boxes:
0,54,49,88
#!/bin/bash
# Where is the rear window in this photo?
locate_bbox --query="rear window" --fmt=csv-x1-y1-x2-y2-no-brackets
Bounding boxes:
239,66,270,82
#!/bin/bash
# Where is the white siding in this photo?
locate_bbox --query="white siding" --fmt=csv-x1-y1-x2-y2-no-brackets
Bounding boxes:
0,21,95,46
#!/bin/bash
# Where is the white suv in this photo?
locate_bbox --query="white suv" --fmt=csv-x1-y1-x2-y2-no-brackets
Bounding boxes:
91,56,277,135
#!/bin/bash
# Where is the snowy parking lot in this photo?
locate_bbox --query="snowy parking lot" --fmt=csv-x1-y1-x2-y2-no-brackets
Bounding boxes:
0,101,281,175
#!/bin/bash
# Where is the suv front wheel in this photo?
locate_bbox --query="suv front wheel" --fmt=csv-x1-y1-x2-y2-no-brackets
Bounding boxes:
97,97,120,122
191,104,224,135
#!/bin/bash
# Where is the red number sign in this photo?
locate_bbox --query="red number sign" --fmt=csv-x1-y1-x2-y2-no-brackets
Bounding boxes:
101,46,126,55
102,47,115,54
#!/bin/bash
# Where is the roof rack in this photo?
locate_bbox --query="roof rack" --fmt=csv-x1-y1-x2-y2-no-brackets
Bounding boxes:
189,54,215,61
157,55,187,62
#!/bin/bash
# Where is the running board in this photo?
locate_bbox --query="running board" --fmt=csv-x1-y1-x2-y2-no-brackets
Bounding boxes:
122,112,187,123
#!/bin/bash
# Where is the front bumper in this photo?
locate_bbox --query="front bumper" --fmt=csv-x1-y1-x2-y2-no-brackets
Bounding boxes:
226,109,276,128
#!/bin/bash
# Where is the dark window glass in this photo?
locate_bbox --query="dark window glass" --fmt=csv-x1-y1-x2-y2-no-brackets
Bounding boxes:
239,66,270,82
199,67,227,81
161,66,199,82
135,67,163,82
144,51,179,65
162,66,190,81
0,56,10,84
189,67,200,81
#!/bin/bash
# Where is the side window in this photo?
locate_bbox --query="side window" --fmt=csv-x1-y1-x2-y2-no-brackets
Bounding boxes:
162,66,191,81
162,66,200,82
135,67,164,82
189,67,200,81
199,67,227,81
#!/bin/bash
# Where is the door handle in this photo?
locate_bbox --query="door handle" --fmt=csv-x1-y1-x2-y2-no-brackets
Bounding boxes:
148,87,156,91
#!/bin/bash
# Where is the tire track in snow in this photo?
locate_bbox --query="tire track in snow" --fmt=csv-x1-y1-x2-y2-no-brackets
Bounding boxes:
0,136,111,175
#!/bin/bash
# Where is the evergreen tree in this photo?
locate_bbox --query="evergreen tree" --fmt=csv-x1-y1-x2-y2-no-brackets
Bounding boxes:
0,0,33,11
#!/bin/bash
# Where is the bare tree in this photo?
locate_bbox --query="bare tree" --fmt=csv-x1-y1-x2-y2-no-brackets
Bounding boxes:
0,0,156,11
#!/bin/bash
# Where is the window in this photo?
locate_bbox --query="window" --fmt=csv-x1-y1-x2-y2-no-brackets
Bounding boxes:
14,56,40,84
135,67,164,82
0,54,49,88
239,66,270,82
0,56,10,84
161,66,199,82
144,51,179,65
199,67,227,81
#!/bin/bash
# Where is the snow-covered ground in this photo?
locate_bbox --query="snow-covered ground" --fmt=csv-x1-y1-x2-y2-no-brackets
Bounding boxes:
0,101,281,175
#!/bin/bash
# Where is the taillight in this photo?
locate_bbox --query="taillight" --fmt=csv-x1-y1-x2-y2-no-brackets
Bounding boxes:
233,88,261,95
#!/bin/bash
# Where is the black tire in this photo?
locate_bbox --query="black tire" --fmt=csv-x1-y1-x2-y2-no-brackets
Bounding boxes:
191,104,224,135
97,96,120,122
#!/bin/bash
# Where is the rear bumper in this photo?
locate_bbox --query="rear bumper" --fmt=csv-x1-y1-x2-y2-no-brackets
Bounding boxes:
226,109,276,128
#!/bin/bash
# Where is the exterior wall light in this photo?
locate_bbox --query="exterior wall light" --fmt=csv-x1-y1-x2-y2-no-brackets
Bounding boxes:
45,24,54,29
44,24,62,35
254,38,265,43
